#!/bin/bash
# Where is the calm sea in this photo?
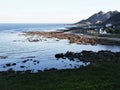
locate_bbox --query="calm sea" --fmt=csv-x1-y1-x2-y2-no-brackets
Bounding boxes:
0,23,67,32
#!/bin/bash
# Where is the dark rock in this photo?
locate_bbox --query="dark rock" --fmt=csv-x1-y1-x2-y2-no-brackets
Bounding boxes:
3,66,6,68
55,53,64,59
22,59,29,63
55,50,120,64
12,63,16,66
6,63,11,67
26,56,35,58
20,66,25,68
33,60,40,64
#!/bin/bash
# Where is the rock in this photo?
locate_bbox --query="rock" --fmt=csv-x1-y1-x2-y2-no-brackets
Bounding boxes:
20,66,25,68
28,39,39,42
22,59,29,63
55,50,120,63
0,56,8,59
55,53,64,59
12,63,16,66
6,63,11,67
33,60,40,65
6,63,16,67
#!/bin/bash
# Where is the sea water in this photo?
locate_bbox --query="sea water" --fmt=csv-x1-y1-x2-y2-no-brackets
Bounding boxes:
0,23,119,72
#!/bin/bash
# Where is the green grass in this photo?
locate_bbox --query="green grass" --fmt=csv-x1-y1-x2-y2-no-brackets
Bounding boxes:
99,34,120,38
0,62,120,90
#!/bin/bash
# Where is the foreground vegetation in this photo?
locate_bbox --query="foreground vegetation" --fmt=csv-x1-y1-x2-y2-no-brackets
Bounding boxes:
0,62,120,90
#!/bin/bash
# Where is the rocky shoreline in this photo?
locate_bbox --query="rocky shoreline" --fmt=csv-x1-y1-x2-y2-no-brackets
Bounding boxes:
23,31,120,45
55,50,120,64
23,31,96,45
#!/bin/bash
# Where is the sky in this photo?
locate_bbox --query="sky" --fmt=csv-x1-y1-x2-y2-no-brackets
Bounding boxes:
0,0,120,23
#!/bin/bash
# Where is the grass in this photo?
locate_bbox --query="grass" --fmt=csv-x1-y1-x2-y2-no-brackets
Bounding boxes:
70,29,120,38
99,34,120,38
0,62,120,90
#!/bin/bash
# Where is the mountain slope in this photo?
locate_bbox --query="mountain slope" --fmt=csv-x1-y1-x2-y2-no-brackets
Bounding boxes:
76,11,119,26
104,13,120,25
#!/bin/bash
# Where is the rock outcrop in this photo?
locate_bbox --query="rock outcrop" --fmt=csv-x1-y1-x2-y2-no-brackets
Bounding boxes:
55,50,120,63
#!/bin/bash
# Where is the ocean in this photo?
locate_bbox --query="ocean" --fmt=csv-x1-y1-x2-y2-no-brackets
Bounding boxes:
0,23,120,72
0,23,67,32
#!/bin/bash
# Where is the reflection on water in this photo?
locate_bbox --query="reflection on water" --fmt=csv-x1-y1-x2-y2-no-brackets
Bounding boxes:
0,32,120,72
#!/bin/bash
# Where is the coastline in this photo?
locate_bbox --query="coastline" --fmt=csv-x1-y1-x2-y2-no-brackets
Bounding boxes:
0,26,120,90
23,31,120,46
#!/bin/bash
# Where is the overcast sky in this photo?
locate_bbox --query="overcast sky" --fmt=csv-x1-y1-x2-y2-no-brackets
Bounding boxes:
0,0,119,23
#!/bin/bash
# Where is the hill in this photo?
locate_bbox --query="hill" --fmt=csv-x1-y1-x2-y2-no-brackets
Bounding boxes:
75,11,119,26
104,13,120,25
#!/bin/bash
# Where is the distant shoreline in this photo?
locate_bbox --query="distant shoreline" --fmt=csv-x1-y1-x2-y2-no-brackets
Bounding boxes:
23,31,120,46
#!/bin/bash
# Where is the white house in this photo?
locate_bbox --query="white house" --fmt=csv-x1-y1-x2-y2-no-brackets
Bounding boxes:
99,28,107,34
